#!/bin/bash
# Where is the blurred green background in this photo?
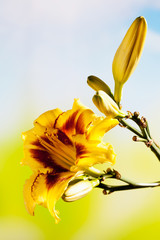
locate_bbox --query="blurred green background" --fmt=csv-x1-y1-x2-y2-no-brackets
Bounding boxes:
1,0,160,239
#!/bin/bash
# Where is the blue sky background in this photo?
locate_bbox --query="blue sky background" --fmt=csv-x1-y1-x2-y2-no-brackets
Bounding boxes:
1,1,160,240
1,0,160,139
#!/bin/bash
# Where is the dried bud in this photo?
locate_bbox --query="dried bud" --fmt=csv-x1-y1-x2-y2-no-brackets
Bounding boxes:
140,116,147,128
134,111,140,118
93,90,126,118
112,16,147,104
62,179,99,202
114,170,121,179
132,136,138,141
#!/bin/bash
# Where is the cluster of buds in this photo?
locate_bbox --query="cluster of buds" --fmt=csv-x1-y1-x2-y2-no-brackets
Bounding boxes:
88,16,147,116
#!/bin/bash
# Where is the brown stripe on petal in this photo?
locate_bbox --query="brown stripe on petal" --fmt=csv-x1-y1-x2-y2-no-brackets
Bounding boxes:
46,174,58,190
57,130,73,146
76,118,85,134
46,173,72,190
54,112,64,129
76,143,88,159
76,110,94,134
32,140,44,148
62,111,78,134
30,149,67,173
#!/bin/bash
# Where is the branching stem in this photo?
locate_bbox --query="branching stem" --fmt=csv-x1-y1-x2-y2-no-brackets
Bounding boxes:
119,114,160,161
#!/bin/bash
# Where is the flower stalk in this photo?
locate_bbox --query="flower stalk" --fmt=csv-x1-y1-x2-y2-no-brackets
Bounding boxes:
98,181,160,194
95,168,160,193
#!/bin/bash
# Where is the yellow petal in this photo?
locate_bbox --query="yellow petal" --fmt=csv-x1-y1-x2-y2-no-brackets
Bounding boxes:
87,117,119,141
76,109,96,134
28,171,76,223
72,134,116,169
55,99,88,136
72,98,87,111
23,172,37,216
22,129,52,173
22,127,72,172
34,108,63,128
47,172,76,223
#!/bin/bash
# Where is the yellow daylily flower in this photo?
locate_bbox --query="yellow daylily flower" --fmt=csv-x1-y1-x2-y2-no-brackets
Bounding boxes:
93,90,126,118
112,16,147,104
22,99,118,223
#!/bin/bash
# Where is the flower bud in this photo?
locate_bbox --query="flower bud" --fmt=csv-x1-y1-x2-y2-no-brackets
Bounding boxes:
62,179,99,202
93,90,126,118
85,166,104,177
112,16,147,104
87,75,113,98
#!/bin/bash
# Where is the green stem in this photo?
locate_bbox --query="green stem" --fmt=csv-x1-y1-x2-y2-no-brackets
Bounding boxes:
119,119,144,138
97,182,160,193
101,169,140,185
114,82,123,107
150,142,160,161
120,117,160,161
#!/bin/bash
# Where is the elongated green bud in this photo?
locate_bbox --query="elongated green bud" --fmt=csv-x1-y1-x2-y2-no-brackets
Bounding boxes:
112,16,147,104
93,90,126,118
62,179,100,202
87,75,113,98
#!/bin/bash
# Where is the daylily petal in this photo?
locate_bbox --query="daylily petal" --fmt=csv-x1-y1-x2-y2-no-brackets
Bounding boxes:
71,135,116,170
46,172,76,223
57,110,79,136
55,99,88,136
22,129,53,173
34,108,63,128
23,172,37,215
72,98,87,111
27,171,76,223
87,118,119,140
22,127,72,172
76,109,96,134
